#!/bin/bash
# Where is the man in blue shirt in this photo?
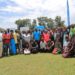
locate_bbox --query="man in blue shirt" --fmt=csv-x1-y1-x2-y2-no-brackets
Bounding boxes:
33,29,40,41
33,29,41,51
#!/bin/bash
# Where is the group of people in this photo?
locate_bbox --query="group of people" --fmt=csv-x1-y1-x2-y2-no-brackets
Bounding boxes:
0,26,75,58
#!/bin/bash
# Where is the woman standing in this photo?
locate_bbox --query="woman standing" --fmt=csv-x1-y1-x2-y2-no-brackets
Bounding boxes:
43,31,50,43
10,30,16,55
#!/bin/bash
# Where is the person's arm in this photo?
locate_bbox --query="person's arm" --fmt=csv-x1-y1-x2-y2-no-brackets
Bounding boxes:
49,41,54,49
51,41,54,46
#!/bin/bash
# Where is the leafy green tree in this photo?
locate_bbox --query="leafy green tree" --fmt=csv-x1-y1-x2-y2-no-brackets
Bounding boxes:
47,18,54,29
30,19,36,30
37,17,54,28
55,16,65,27
15,19,31,29
37,17,48,26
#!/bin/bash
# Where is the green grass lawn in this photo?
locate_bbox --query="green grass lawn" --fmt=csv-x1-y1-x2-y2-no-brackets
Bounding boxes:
0,53,75,75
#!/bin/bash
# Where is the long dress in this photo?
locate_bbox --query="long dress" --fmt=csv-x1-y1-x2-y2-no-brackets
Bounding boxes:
10,33,16,55
10,38,16,55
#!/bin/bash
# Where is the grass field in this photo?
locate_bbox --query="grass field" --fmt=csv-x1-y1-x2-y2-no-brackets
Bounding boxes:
0,53,75,75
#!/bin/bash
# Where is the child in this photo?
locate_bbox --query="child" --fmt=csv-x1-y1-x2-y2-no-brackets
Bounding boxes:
24,42,31,55
46,39,54,53
40,39,46,52
30,40,38,54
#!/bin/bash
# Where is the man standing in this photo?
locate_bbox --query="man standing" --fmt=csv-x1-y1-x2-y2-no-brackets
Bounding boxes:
33,29,41,50
2,31,10,57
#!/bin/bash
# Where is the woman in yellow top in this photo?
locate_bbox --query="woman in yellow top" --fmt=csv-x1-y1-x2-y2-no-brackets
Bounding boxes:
13,30,20,54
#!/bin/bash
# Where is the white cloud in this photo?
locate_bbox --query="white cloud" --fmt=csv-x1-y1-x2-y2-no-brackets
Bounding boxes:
0,5,23,13
0,16,18,29
10,0,74,21
0,0,75,29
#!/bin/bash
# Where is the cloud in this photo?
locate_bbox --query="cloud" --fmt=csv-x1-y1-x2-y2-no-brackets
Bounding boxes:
0,5,23,13
0,0,75,29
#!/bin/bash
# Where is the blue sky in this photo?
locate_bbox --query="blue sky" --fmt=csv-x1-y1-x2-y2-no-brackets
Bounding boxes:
0,0,75,29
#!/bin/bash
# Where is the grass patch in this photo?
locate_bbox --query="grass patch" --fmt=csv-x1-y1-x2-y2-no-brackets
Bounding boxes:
0,53,75,75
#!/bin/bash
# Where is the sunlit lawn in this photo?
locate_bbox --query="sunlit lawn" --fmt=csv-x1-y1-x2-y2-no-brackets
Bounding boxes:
0,53,75,75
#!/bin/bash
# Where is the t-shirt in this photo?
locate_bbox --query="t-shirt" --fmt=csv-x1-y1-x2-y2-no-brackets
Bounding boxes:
0,33,2,42
40,41,46,49
22,34,31,42
13,33,18,43
43,33,50,42
2,33,10,44
33,31,40,41
63,41,69,47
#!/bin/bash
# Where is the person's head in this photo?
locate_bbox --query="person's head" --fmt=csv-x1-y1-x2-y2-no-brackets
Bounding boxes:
41,38,44,42
15,30,19,33
22,31,26,34
25,32,27,35
4,30,7,34
7,29,10,33
10,30,14,34
35,29,37,32
44,30,47,33
28,30,30,34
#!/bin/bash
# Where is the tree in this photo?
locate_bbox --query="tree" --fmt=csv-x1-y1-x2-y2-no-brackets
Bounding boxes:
47,18,54,29
15,19,23,29
23,19,31,26
37,17,54,28
55,16,65,27
37,17,48,26
15,19,31,29
30,19,36,30
15,16,65,30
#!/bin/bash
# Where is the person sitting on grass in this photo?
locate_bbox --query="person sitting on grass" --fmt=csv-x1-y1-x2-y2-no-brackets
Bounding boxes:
40,39,46,52
30,40,38,54
63,34,69,51
46,39,54,53
62,35,75,58
24,42,31,55
52,35,62,54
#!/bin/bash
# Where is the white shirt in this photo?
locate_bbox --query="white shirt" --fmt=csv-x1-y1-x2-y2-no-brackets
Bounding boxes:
22,33,31,42
0,33,2,42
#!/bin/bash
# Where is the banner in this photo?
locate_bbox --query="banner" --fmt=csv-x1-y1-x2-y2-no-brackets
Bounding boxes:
67,0,70,26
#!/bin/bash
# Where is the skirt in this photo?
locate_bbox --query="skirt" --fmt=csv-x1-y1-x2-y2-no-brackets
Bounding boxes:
10,39,16,55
